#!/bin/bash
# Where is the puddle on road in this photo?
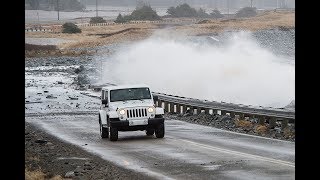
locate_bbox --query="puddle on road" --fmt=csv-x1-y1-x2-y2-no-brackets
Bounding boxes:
203,164,221,170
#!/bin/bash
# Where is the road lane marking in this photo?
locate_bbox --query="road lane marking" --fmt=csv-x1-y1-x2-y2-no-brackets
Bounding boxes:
173,138,295,168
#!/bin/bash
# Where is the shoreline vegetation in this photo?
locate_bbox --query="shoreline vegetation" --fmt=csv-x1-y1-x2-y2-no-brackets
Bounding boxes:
25,8,294,57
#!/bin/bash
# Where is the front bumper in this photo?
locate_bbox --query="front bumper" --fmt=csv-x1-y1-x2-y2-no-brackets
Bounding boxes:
110,118,164,129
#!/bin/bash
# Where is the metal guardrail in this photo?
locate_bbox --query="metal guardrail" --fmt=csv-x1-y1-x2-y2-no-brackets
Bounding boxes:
86,83,294,129
87,83,294,121
152,92,295,120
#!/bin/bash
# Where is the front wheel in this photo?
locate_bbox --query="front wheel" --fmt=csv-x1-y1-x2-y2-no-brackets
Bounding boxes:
109,127,118,141
146,128,155,136
155,123,165,138
99,118,108,138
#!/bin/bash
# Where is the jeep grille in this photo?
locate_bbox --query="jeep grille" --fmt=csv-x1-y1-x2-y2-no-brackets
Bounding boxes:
127,108,148,118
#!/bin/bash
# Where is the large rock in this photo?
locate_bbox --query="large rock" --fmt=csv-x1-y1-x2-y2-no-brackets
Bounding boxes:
74,65,85,74
65,171,75,178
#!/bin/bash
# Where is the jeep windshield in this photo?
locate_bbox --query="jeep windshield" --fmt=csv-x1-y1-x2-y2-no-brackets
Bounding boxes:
110,88,152,102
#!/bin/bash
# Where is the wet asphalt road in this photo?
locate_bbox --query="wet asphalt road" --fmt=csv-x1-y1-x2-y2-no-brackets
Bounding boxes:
25,80,294,180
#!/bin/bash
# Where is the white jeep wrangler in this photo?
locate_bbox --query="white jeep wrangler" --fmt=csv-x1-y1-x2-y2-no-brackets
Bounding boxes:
98,84,165,141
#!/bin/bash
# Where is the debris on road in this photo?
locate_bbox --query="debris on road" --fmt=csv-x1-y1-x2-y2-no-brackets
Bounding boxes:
46,95,57,99
64,171,75,178
68,96,78,100
35,139,48,144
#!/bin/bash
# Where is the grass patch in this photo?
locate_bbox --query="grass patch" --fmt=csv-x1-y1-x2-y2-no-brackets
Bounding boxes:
235,119,253,129
62,22,81,34
90,16,106,24
254,125,268,135
283,126,295,139
25,168,64,180
25,169,46,180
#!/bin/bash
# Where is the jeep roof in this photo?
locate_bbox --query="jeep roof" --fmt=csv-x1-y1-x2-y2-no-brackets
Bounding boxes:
101,84,151,91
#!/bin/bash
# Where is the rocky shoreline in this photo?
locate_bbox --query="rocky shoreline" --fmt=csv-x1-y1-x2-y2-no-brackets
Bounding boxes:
164,112,295,142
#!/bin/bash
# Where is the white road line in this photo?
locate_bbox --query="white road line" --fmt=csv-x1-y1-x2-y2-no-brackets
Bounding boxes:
169,137,295,168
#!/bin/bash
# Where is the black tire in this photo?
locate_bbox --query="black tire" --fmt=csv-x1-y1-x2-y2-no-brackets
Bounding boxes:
155,114,163,118
155,123,165,138
109,127,118,141
99,117,108,138
146,128,155,136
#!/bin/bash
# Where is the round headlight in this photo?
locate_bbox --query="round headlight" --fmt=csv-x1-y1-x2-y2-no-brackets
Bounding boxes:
148,107,154,113
119,109,125,115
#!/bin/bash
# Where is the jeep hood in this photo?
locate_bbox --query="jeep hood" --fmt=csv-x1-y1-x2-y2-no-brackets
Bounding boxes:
109,99,154,110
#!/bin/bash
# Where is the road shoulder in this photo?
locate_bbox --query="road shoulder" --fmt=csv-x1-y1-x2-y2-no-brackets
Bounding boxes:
25,122,155,180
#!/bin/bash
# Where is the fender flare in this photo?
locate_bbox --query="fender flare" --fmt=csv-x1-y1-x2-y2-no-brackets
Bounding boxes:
155,107,164,115
99,110,107,125
107,111,119,119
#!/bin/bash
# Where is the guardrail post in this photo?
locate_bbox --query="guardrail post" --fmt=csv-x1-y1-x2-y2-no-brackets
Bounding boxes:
163,101,168,112
191,107,196,115
281,119,289,130
221,110,226,115
158,100,162,108
212,109,218,115
205,108,210,114
175,104,180,114
170,103,174,113
269,117,276,129
197,107,201,114
182,105,187,114
258,116,265,125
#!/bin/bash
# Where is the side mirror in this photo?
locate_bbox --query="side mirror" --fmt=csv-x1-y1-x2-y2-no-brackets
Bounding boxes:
153,96,158,101
102,99,108,105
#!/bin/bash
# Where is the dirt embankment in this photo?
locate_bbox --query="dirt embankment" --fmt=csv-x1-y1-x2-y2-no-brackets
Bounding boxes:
26,23,157,49
174,10,295,36
25,10,294,55
25,122,155,180
25,43,96,58
25,23,157,57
